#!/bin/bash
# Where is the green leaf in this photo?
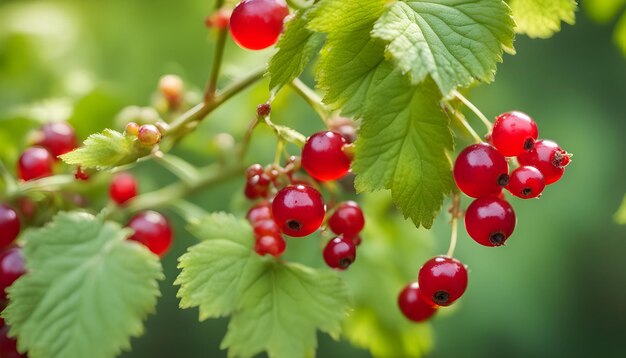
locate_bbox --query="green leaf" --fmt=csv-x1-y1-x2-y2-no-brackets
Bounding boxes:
372,0,515,94
582,0,623,23
268,9,325,92
615,194,626,224
59,128,152,169
3,211,163,358
176,213,351,358
509,0,577,38
615,11,626,56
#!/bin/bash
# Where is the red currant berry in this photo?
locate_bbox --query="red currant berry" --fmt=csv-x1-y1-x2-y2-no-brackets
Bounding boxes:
0,205,20,249
453,143,509,198
17,146,54,181
507,166,545,199
109,173,138,205
302,131,351,181
253,219,281,238
272,184,325,237
247,202,272,222
137,124,162,146
398,282,438,322
205,8,231,29
0,319,25,358
229,0,289,50
244,173,271,199
465,196,516,247
328,201,365,237
491,111,538,156
418,256,468,306
74,166,90,181
36,121,77,157
323,236,356,270
518,139,571,185
0,247,26,300
246,163,264,178
254,234,286,257
127,211,173,257
351,235,362,246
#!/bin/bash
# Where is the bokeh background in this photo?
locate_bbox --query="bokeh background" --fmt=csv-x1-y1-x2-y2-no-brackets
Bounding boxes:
1,0,625,357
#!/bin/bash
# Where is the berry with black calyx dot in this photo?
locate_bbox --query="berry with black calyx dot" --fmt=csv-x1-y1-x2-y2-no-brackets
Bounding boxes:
398,282,438,322
518,139,571,185
323,236,356,270
17,146,54,181
328,201,365,237
0,205,20,249
127,211,173,257
302,131,351,181
109,172,138,205
507,166,545,199
491,111,539,157
137,124,162,146
453,143,509,198
418,256,468,306
271,184,325,237
229,0,289,50
465,196,516,247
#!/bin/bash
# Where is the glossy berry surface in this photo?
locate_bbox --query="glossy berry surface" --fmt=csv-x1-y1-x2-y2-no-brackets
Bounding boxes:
398,282,438,322
518,139,570,185
254,235,286,257
491,111,538,156
127,211,173,257
229,0,289,50
17,146,54,181
253,219,281,238
244,173,271,199
465,196,516,247
328,201,365,237
137,124,162,146
418,256,468,306
0,319,25,358
109,173,138,205
37,121,78,157
302,131,351,181
0,205,20,249
247,202,272,222
0,247,26,300
323,236,356,270
272,184,326,237
453,143,509,198
507,166,545,199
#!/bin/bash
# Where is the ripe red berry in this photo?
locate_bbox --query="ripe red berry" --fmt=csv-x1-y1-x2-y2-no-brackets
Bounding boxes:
453,143,509,198
109,173,138,205
302,131,351,181
254,235,286,257
465,196,516,247
418,256,468,306
0,205,20,249
328,201,365,237
244,173,271,199
17,146,54,181
36,121,78,157
253,219,282,238
491,112,538,156
0,247,26,301
246,163,264,178
127,211,173,257
137,124,162,146
398,282,438,322
247,202,272,222
323,236,356,270
518,139,571,185
507,166,545,199
351,235,362,246
272,184,325,237
229,0,289,50
0,319,25,358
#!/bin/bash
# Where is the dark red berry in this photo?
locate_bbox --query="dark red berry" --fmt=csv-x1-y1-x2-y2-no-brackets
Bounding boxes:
17,146,54,181
453,143,509,198
302,131,351,181
491,112,538,156
418,256,468,306
0,205,20,249
0,247,26,301
247,202,272,223
109,173,138,205
272,184,325,237
127,211,173,257
351,235,362,246
137,124,162,146
518,139,571,185
465,196,516,247
229,0,289,50
36,121,77,157
0,319,25,358
253,219,281,238
74,166,90,181
256,103,271,117
205,8,231,29
244,173,271,199
328,201,365,237
246,163,264,178
398,282,438,322
507,166,545,199
254,235,286,257
323,236,356,270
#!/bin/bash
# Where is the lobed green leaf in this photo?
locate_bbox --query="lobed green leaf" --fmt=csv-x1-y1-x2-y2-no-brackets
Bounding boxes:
509,0,577,38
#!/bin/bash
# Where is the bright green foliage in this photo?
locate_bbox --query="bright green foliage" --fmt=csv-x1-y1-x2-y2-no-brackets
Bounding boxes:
615,13,626,55
268,9,325,92
373,0,515,94
3,211,163,358
60,128,151,170
510,0,577,38
583,0,624,22
343,192,435,358
176,213,351,358
615,195,626,224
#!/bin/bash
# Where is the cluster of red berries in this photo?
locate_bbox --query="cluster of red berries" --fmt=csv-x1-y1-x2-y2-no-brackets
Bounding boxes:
229,0,289,50
455,111,571,247
17,122,77,181
244,130,363,270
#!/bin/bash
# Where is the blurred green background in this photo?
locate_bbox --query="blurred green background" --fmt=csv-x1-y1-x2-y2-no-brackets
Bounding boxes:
1,0,625,357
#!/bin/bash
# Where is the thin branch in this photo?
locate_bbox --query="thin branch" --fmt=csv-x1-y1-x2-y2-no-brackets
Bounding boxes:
452,90,493,131
446,193,461,257
204,27,228,101
290,78,329,125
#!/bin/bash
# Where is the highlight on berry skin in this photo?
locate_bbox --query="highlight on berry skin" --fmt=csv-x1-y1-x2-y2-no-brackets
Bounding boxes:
398,282,438,322
453,143,509,198
417,256,468,307
323,236,357,270
465,196,517,247
229,0,289,50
